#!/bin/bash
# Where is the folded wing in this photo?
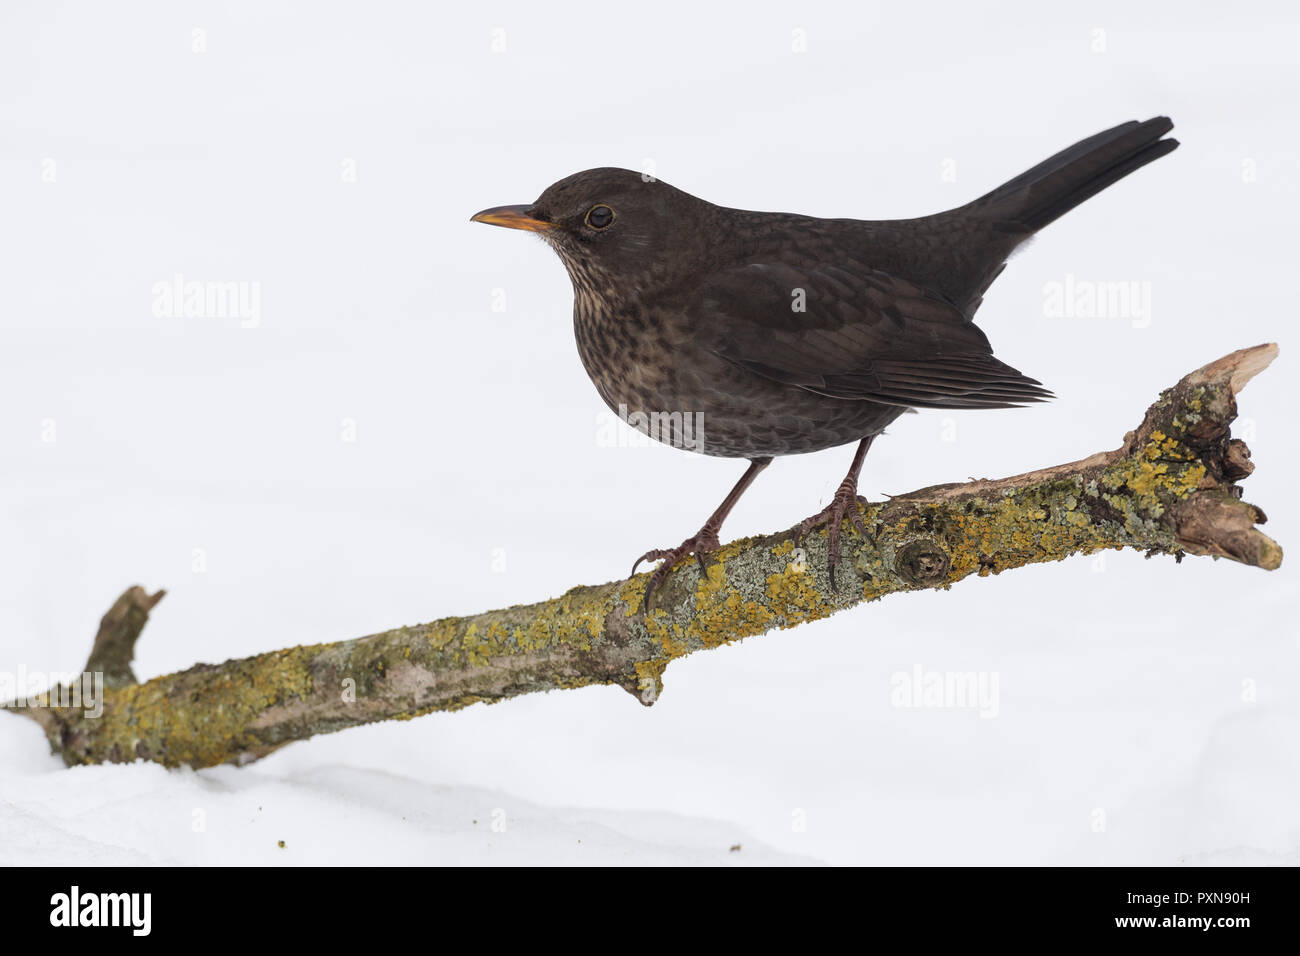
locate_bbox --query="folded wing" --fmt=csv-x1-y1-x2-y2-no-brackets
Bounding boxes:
692,260,1052,410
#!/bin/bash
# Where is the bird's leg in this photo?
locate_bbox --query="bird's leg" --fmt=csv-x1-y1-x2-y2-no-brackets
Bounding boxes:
632,457,773,608
797,436,875,590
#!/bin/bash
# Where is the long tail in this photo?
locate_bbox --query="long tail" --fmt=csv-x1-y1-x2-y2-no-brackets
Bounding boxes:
971,117,1178,233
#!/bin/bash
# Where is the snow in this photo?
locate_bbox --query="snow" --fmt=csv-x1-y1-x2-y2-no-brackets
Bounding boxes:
1,753,814,865
1,0,1297,865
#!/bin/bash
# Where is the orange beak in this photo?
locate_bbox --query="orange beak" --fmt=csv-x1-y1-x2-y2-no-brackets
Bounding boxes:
470,204,554,233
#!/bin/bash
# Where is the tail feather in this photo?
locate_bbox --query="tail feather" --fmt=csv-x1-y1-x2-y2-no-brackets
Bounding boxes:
972,117,1178,233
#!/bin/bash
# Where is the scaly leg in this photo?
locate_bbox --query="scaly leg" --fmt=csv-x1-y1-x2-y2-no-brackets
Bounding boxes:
632,457,773,608
797,436,875,590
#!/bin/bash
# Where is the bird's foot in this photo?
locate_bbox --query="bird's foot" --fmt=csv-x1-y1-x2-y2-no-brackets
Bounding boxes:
630,527,722,610
796,483,870,591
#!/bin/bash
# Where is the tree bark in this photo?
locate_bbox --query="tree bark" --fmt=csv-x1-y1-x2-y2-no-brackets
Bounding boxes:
3,344,1282,769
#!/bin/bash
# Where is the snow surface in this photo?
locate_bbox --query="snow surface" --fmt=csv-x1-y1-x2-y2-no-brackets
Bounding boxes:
1,0,1297,865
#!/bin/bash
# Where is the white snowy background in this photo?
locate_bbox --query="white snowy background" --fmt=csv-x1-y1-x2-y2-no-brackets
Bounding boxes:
1,0,1296,865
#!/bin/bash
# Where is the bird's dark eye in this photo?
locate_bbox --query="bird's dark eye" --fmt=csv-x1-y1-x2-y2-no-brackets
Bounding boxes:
585,204,615,229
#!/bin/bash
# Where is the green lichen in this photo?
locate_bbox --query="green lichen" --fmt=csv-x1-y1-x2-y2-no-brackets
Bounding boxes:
63,643,321,769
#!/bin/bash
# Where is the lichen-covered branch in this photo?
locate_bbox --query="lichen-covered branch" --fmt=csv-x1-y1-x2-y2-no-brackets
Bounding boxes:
3,344,1282,769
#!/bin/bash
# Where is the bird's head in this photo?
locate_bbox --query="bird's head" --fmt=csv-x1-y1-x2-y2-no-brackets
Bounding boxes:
471,168,714,294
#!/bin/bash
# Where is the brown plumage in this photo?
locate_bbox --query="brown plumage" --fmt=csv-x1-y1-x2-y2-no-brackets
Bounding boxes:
473,117,1178,602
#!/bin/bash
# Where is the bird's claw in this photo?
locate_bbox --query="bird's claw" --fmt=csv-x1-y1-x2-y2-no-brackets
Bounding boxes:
630,528,722,610
796,487,870,591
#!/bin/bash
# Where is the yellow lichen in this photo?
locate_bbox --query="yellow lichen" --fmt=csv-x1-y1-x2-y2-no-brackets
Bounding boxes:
765,564,833,626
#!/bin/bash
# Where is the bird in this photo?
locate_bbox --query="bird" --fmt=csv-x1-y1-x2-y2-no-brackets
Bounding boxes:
471,117,1178,605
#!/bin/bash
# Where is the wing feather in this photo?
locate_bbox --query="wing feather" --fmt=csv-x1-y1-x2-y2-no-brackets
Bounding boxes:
691,260,1052,409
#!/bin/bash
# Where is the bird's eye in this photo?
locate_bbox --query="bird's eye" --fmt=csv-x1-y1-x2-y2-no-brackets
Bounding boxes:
585,204,615,229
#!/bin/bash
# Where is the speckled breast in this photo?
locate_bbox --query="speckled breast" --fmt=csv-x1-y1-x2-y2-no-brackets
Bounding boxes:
572,299,905,460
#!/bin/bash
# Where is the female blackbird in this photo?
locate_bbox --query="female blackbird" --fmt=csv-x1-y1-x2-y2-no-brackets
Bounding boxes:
472,117,1178,602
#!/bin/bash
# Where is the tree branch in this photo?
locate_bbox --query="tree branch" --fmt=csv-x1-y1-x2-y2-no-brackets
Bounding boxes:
3,344,1282,769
